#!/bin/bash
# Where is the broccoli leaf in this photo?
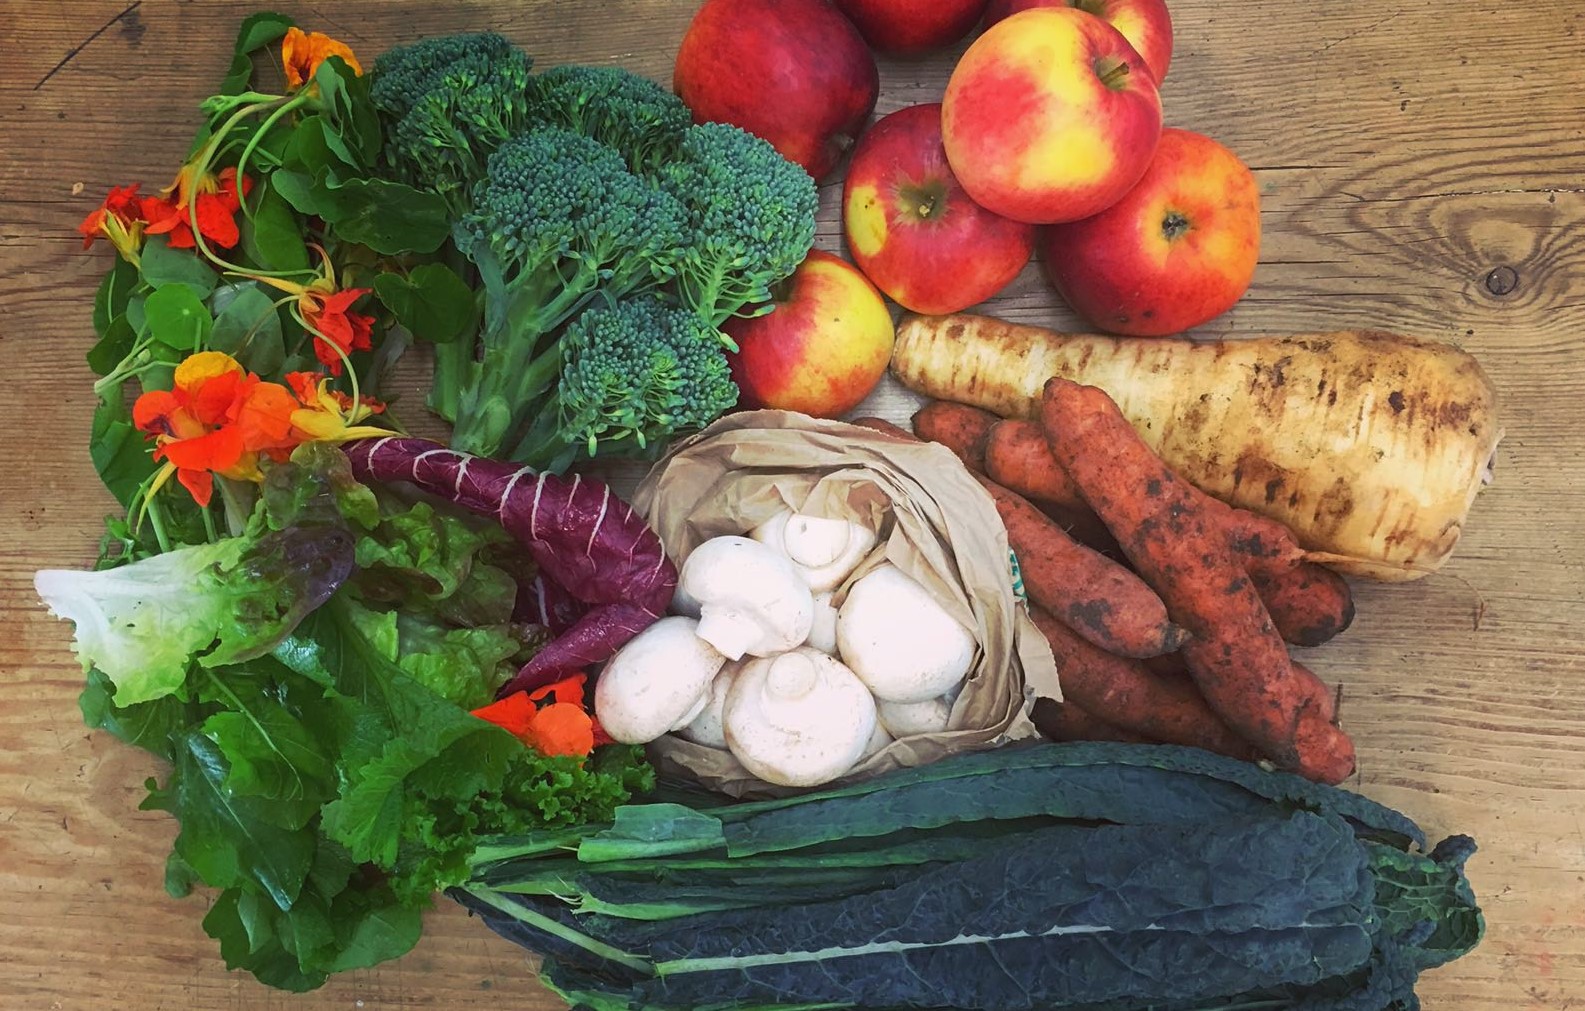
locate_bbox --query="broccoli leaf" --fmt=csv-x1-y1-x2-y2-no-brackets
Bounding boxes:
36,523,355,706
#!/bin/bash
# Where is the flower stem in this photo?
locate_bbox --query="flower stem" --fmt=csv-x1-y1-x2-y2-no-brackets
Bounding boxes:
235,93,311,217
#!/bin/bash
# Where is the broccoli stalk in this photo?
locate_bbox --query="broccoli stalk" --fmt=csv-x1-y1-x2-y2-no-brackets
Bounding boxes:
447,128,686,458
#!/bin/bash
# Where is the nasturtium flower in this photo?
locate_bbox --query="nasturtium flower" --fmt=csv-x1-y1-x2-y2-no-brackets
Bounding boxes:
282,27,363,90
133,352,387,508
472,673,604,758
302,287,375,375
143,165,253,251
78,184,146,260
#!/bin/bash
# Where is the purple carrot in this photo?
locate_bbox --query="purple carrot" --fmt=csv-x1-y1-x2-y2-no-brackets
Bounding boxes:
344,438,676,695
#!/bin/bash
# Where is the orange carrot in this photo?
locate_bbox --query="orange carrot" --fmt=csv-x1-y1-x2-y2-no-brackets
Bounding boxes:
910,401,998,471
978,475,1188,658
1031,697,1152,744
985,420,1088,511
1040,377,1355,784
1031,608,1256,759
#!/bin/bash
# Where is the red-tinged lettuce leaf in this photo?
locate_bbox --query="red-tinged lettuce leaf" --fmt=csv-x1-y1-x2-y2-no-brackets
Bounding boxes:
37,523,356,706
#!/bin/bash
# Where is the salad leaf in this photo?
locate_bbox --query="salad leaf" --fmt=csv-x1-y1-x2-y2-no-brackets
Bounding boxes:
36,523,355,706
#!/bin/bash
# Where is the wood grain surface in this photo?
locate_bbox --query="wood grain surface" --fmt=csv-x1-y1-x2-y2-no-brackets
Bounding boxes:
2,0,1582,1007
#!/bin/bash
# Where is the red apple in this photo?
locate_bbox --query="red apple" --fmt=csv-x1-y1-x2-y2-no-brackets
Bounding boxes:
1040,128,1261,336
843,104,1035,315
941,7,1162,225
983,0,1173,83
725,250,896,418
673,0,880,181
834,0,989,56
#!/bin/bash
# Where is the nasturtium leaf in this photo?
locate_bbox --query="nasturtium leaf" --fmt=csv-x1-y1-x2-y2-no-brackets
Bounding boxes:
210,284,286,375
144,283,213,353
269,169,335,218
222,12,295,96
125,292,147,334
87,314,137,376
321,178,449,254
89,393,156,507
373,264,477,344
93,257,141,337
240,185,310,273
139,236,219,297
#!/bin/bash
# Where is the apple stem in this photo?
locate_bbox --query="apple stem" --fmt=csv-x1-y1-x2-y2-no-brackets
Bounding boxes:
1095,58,1132,90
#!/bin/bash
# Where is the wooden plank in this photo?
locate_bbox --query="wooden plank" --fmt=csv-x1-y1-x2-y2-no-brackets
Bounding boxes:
2,0,1582,1007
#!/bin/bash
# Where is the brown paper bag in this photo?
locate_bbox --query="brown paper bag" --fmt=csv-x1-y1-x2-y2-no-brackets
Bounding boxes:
630,409,1061,798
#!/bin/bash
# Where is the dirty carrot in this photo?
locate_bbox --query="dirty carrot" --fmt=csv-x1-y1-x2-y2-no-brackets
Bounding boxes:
1031,607,1256,759
910,401,999,471
1039,377,1356,784
977,474,1188,659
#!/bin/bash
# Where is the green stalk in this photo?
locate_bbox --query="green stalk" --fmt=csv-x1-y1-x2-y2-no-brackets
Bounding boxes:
460,886,653,976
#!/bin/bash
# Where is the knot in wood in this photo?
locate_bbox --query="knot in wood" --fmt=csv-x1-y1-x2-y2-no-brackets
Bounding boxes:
1484,265,1519,297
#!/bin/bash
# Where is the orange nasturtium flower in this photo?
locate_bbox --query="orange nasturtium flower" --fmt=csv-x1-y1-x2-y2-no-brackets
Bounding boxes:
282,27,363,90
78,184,147,260
142,165,253,251
472,673,606,758
133,351,388,508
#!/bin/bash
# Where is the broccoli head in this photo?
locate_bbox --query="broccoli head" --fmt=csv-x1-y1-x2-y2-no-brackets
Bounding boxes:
529,65,692,176
659,122,819,332
369,33,536,212
509,294,738,471
446,128,690,457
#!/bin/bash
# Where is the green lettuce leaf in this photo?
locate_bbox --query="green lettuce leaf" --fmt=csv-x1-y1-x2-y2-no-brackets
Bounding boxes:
37,524,355,705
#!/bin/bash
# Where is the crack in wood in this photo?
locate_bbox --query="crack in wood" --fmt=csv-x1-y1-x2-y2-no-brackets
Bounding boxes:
32,1,143,92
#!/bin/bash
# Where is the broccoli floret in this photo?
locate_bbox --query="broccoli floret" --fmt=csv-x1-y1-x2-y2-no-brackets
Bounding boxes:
659,122,819,332
509,295,738,470
445,128,689,458
370,33,536,212
529,65,693,176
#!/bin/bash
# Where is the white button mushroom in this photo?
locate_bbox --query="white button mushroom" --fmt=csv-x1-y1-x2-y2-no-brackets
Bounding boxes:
860,718,894,759
675,661,738,749
750,509,879,593
836,564,977,703
674,536,815,661
723,647,878,787
594,616,727,745
875,696,953,738
804,591,840,655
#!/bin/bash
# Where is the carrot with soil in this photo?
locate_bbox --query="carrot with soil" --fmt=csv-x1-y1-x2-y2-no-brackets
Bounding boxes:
976,474,1188,659
1030,608,1256,759
984,419,1089,512
1029,697,1152,744
1038,378,1356,784
909,401,999,471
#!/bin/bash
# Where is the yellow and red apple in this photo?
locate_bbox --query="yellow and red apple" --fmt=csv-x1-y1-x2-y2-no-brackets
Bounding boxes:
673,0,880,182
834,0,989,56
724,250,896,418
942,7,1163,225
1040,128,1261,336
983,0,1173,83
843,103,1035,315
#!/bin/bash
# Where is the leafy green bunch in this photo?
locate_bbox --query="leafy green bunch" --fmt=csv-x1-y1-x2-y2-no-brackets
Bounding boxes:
369,33,820,468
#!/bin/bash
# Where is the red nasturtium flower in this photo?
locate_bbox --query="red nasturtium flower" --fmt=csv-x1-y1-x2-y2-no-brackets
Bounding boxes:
142,164,253,251
282,27,363,90
472,673,610,758
133,351,388,507
78,184,147,260
302,287,375,375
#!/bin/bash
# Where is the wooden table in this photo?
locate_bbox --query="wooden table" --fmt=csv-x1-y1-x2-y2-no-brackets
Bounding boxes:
2,0,1581,1007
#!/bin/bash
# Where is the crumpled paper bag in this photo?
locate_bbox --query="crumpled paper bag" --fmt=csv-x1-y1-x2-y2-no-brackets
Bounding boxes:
629,409,1060,798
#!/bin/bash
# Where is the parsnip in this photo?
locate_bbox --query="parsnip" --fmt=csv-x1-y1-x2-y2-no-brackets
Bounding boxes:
890,313,1503,581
